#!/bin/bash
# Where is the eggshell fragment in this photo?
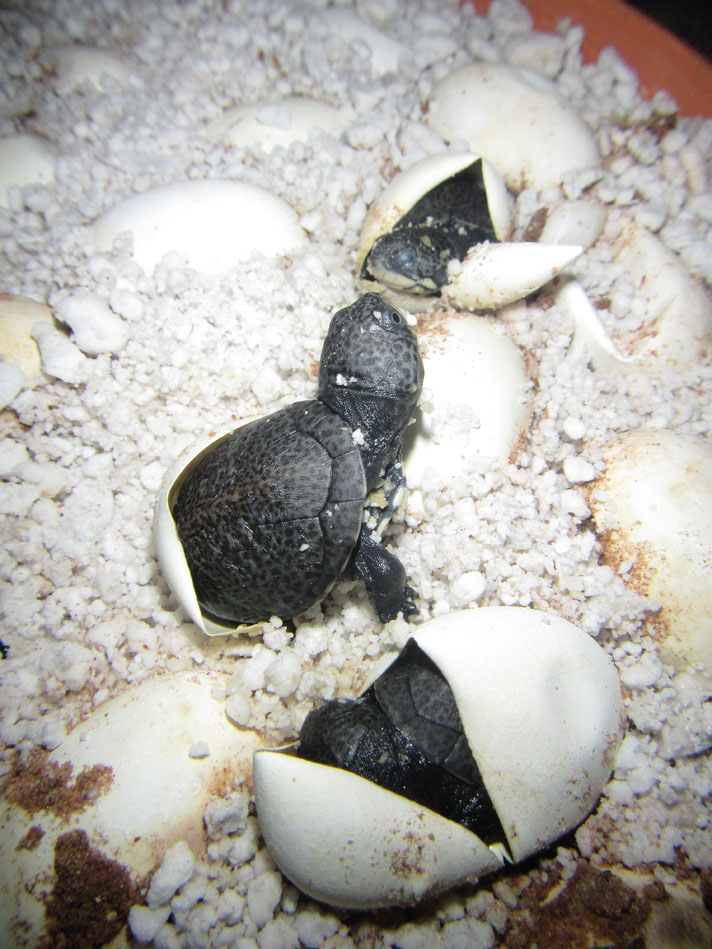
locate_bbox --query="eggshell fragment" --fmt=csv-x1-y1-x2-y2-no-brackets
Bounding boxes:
208,95,346,152
612,222,712,371
154,419,264,636
0,134,55,208
0,294,52,378
254,607,623,908
403,314,531,487
88,180,305,275
415,607,624,863
253,753,504,910
427,63,600,191
539,200,607,250
0,672,263,948
588,430,712,670
442,239,582,311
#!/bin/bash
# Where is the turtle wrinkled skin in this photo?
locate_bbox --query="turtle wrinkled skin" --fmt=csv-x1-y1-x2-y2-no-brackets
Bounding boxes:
361,158,498,294
296,638,507,846
172,293,423,627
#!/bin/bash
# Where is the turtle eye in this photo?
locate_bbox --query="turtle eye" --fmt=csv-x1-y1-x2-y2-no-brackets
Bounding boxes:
374,305,403,330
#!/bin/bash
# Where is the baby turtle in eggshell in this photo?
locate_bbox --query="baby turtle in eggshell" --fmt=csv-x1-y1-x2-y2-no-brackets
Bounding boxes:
361,158,498,294
170,293,423,627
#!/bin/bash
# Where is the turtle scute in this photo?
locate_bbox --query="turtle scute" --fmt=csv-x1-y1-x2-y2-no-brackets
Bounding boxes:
172,400,366,625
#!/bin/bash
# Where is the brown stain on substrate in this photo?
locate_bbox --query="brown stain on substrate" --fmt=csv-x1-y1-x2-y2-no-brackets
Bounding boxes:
0,747,113,819
503,859,712,948
40,829,144,949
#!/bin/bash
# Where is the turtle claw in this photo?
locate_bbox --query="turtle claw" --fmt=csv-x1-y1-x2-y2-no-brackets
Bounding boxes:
377,585,419,624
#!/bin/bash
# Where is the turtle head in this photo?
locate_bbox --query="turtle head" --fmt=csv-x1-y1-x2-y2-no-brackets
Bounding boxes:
318,294,424,480
363,228,450,294
319,293,423,407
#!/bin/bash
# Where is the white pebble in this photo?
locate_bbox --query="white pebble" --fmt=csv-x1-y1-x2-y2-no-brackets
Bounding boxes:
0,361,26,408
562,417,585,440
619,652,664,689
450,571,487,607
0,438,29,475
263,651,302,699
188,740,210,759
147,841,195,907
53,290,127,355
295,908,341,948
562,456,596,483
32,323,89,383
247,870,282,930
128,904,172,944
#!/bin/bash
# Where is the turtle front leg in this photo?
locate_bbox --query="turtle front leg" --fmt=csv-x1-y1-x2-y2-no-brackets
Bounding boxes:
351,532,418,623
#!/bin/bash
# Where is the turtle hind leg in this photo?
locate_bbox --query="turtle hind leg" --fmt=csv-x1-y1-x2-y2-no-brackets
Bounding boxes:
351,533,418,623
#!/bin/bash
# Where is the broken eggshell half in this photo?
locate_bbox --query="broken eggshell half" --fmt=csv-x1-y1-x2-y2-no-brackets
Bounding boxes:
253,606,624,909
154,418,265,636
357,152,582,311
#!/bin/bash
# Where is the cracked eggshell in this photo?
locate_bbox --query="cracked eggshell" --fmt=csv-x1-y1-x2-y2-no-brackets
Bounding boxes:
357,152,513,283
154,418,264,636
0,672,263,947
208,95,346,152
427,63,600,191
589,430,712,670
88,180,305,275
357,153,581,311
0,134,55,208
442,238,582,311
253,607,623,908
403,313,531,488
413,608,624,863
253,753,504,910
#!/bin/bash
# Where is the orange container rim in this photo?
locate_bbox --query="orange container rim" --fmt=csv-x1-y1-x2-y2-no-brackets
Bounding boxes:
465,0,712,118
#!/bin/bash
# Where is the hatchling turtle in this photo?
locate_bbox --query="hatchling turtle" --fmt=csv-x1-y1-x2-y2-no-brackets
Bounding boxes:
170,292,423,627
360,157,500,294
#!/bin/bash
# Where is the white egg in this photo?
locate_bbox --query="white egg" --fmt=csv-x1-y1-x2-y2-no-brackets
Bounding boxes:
403,314,531,488
46,45,133,93
0,672,263,947
322,9,404,77
88,180,306,275
358,152,581,311
0,294,52,378
154,419,264,637
208,95,346,152
254,606,624,909
0,134,55,208
589,430,712,670
612,222,712,371
427,63,600,191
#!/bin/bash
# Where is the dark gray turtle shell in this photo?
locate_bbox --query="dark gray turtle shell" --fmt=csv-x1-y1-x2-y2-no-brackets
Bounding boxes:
172,399,367,625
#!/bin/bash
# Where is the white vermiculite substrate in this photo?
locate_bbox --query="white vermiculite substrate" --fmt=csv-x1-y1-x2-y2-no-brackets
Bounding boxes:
0,0,711,946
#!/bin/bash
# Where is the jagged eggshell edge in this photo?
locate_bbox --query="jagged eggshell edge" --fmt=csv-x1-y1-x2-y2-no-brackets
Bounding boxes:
414,607,625,862
356,152,514,280
154,417,264,636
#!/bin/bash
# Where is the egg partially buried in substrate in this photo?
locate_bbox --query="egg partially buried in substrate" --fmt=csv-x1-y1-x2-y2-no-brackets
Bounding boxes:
588,429,712,670
253,607,624,909
0,672,263,947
